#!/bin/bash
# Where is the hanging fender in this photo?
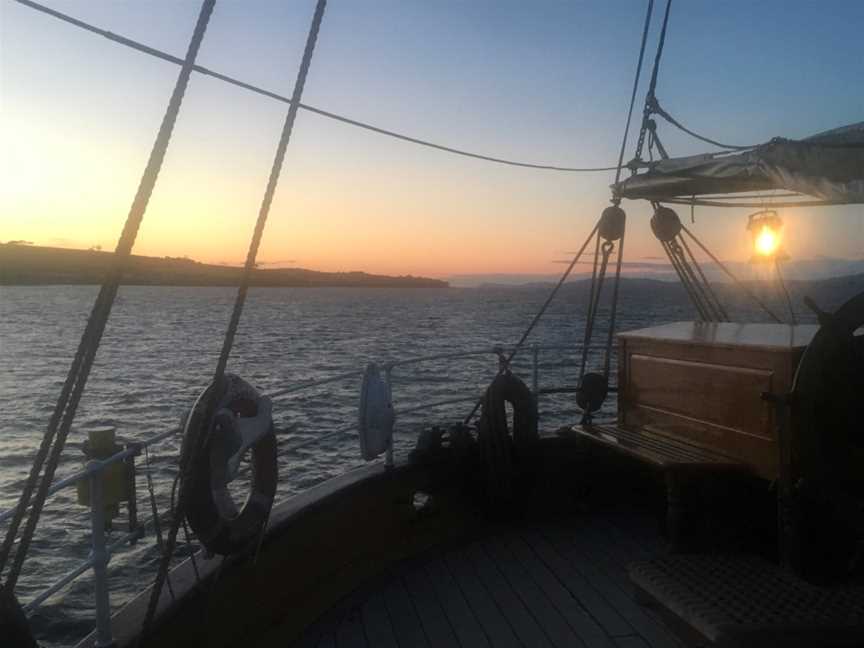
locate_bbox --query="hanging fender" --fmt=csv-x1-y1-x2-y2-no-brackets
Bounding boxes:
479,372,538,447
477,372,539,503
182,374,278,556
358,363,395,461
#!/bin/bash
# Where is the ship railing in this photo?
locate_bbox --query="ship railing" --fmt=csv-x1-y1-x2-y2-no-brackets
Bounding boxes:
0,342,615,645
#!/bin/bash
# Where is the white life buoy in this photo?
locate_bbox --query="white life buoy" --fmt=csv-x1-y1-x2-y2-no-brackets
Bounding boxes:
182,374,278,556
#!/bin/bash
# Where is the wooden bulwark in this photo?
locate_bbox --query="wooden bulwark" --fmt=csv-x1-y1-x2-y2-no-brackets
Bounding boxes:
88,462,483,648
84,439,693,648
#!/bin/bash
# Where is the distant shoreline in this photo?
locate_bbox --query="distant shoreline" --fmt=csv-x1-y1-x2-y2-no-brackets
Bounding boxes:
1,282,452,289
0,244,449,289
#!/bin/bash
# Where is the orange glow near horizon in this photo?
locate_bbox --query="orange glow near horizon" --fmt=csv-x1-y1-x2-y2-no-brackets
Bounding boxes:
3,1,862,280
2,95,848,279
2,103,633,278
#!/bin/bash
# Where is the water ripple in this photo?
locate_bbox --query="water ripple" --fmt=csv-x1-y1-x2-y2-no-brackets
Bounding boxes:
0,284,703,646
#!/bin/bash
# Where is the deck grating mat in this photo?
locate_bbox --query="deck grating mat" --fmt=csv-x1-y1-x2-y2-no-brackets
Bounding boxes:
630,555,864,646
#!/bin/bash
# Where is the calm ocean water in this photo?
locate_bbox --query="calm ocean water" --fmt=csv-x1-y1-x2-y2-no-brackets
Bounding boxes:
0,284,691,645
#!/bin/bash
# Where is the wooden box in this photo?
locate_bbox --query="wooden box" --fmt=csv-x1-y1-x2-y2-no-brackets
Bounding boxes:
617,322,819,480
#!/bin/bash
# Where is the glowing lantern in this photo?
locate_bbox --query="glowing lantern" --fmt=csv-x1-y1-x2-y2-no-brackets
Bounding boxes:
754,225,780,257
747,210,788,262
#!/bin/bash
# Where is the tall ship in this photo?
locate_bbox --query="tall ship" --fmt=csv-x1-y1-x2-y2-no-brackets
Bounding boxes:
2,1,863,647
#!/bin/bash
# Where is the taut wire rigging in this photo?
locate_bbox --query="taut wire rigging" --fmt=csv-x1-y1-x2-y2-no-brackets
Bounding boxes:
138,0,328,640
13,0,620,174
0,0,217,596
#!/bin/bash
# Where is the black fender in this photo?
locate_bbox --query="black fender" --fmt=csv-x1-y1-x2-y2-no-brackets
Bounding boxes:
477,372,539,504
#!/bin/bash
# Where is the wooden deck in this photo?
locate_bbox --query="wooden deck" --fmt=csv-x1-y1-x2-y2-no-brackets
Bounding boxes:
292,510,684,648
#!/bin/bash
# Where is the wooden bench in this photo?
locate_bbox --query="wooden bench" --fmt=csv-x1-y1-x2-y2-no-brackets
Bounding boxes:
570,423,744,471
568,323,819,550
569,423,747,551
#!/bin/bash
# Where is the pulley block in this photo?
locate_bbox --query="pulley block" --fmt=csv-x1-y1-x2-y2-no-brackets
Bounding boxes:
650,206,682,242
599,205,627,242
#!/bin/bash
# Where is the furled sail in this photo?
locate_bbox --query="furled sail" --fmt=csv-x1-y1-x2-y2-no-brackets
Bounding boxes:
614,121,864,203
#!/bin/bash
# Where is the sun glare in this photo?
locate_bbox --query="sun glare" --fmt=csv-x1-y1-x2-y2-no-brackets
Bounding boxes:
754,225,780,257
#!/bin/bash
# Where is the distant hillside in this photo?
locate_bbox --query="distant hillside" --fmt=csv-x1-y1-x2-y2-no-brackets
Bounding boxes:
450,257,864,287
0,244,448,288
477,273,864,323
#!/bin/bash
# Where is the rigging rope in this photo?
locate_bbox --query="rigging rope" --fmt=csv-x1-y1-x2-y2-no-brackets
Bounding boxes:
612,0,654,191
666,238,726,321
0,0,216,594
631,1,753,156
139,0,327,640
775,258,798,325
634,0,672,162
653,114,864,153
678,233,729,320
572,0,655,419
215,1,325,382
650,98,755,151
603,227,626,376
680,224,783,322
13,0,618,174
578,234,604,380
662,239,709,319
462,222,601,425
649,205,728,322
697,193,805,200
662,196,848,209
574,216,625,424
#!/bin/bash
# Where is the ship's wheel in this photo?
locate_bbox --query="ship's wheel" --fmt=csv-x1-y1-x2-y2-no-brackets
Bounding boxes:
786,289,864,583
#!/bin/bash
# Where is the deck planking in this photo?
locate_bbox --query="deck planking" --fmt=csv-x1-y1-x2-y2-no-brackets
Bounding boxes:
292,512,685,648
444,548,521,648
551,526,682,648
334,608,367,648
423,557,490,647
464,541,553,647
484,537,586,647
382,573,429,647
505,534,615,647
402,565,460,647
522,529,634,638
360,593,398,648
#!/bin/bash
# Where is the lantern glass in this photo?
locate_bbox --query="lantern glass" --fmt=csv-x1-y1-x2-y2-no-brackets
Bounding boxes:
754,224,781,257
747,211,787,262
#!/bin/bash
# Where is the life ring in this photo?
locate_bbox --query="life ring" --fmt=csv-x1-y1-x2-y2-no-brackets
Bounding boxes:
477,372,538,503
182,374,278,556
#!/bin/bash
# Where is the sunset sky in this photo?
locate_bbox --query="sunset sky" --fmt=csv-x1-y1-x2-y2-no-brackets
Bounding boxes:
2,0,863,279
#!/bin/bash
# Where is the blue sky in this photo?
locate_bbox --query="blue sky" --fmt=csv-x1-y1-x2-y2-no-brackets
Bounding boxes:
2,0,863,277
